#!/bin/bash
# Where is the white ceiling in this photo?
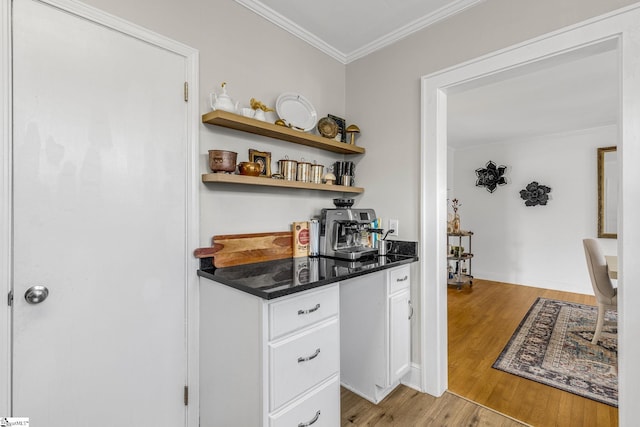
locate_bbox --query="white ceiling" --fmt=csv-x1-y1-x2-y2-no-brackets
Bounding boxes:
233,0,484,63
447,46,619,148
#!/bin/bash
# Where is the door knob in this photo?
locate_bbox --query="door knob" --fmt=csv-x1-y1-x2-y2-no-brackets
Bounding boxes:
24,285,49,304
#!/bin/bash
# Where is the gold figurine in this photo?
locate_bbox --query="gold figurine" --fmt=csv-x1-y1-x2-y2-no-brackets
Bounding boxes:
250,98,274,112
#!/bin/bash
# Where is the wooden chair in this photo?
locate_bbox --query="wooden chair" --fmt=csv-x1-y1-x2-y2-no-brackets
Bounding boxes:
583,239,618,344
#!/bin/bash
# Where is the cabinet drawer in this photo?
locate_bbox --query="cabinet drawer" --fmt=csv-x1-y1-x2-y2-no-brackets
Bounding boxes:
269,319,339,410
269,376,340,427
388,265,410,294
269,285,339,340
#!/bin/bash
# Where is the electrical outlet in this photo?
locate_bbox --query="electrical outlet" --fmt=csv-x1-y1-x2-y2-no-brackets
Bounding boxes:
389,219,399,236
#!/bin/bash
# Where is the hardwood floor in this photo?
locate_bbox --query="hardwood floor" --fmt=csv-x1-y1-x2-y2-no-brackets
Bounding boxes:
341,384,528,426
448,279,618,427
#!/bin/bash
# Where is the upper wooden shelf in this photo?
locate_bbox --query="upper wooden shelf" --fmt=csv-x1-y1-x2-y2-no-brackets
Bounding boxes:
202,173,364,193
202,110,365,155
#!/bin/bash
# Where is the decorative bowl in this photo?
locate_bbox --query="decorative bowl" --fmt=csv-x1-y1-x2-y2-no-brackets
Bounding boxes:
238,162,262,176
317,117,338,139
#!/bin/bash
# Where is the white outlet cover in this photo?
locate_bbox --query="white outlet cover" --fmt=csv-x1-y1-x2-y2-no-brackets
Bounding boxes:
389,219,399,236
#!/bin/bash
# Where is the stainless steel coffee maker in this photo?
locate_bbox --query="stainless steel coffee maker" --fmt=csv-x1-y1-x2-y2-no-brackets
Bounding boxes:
319,199,378,260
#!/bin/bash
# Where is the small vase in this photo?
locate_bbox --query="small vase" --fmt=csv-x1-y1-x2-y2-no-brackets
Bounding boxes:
453,213,461,233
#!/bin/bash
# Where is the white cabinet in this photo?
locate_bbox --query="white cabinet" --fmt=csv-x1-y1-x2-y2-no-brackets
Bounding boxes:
200,282,340,426
340,265,412,403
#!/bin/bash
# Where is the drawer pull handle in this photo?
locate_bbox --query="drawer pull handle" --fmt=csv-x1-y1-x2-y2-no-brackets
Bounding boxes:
297,348,321,363
298,303,320,315
396,275,408,282
298,410,321,427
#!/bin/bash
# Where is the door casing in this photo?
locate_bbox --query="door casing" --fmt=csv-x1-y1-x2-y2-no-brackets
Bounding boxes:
420,4,640,424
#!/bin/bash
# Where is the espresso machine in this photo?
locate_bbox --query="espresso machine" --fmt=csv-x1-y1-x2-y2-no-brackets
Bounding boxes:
319,199,378,260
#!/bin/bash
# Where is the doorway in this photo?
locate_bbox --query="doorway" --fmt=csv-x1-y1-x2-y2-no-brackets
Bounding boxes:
443,42,620,422
419,5,640,423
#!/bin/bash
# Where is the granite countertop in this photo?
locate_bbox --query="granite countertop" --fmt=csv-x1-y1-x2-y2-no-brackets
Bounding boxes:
197,241,418,300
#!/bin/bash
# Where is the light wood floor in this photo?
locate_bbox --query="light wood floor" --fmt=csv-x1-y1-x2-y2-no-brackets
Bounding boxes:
448,279,618,427
341,384,528,426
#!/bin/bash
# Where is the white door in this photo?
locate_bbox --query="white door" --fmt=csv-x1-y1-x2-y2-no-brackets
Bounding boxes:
12,0,190,424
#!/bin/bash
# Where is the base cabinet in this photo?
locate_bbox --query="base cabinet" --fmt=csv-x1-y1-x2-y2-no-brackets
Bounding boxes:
340,265,412,403
200,282,340,426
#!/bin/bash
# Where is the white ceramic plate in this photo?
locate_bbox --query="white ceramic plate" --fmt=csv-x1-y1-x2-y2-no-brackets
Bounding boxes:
275,93,318,132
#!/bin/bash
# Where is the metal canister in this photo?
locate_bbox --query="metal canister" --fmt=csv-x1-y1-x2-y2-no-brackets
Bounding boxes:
297,161,311,182
279,156,297,181
310,164,324,184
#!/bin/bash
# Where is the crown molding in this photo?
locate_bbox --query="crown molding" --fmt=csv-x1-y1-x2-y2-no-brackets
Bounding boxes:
346,0,485,63
233,0,348,63
234,0,484,64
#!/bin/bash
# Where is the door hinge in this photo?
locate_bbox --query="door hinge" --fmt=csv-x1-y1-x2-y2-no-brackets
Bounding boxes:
184,385,189,406
184,82,188,102
7,290,13,307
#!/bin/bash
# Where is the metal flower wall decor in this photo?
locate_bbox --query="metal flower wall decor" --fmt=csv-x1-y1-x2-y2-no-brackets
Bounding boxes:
520,181,552,206
475,161,507,193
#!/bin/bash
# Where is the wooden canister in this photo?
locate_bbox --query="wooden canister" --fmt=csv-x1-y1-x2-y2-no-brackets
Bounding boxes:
292,221,310,257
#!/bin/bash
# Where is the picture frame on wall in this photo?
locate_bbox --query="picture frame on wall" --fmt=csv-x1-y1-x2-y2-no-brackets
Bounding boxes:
328,114,346,143
249,149,272,177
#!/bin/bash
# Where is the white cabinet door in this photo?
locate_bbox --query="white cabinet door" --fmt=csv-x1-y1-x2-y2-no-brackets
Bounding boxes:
12,0,191,424
389,289,411,382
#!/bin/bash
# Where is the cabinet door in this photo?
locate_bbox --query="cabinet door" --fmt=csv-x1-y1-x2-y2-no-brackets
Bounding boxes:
389,289,411,382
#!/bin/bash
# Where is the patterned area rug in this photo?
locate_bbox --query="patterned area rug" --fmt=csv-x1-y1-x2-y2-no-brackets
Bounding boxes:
493,297,618,407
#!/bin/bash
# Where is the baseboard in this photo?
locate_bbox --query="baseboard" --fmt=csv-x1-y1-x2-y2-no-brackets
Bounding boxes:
340,381,376,403
341,362,424,404
400,362,423,392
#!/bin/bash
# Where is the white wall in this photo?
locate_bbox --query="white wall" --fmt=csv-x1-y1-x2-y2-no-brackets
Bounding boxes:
78,0,349,243
450,125,617,294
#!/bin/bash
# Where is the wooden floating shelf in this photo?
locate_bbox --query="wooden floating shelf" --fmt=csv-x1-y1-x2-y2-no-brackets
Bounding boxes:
202,110,365,155
202,173,364,194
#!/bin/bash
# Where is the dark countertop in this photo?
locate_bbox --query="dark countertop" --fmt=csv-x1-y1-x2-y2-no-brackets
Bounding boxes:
198,241,418,300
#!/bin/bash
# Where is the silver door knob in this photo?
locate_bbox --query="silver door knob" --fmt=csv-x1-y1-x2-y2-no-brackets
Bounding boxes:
24,285,49,304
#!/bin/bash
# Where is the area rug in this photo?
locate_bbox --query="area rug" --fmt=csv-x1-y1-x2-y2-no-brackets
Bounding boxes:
492,297,618,407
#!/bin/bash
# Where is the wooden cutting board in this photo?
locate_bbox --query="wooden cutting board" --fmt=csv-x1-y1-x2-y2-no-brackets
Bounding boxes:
194,231,293,268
